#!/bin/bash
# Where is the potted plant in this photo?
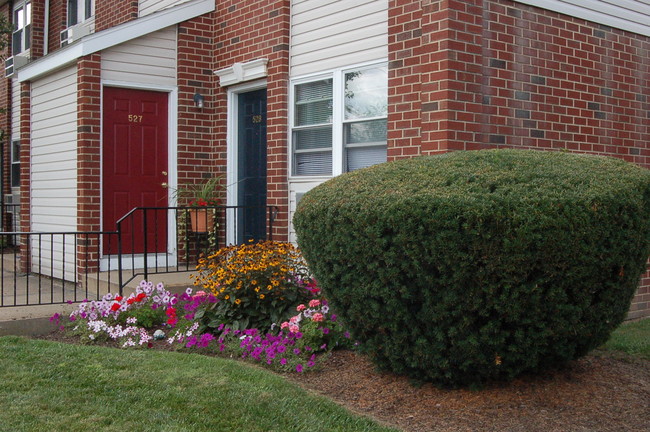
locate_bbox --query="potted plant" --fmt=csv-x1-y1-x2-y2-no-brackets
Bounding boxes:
163,176,224,233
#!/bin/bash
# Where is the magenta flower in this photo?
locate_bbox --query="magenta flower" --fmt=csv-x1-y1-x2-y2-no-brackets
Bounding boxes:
296,364,303,372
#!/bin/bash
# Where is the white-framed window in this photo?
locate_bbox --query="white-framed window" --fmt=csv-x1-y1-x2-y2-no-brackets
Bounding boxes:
11,140,20,188
291,61,388,177
12,1,31,54
67,0,93,27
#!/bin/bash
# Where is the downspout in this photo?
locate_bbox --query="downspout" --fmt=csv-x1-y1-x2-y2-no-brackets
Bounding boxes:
43,0,49,55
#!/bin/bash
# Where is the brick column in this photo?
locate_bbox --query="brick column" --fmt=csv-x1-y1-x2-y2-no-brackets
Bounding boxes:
77,53,101,273
18,81,31,273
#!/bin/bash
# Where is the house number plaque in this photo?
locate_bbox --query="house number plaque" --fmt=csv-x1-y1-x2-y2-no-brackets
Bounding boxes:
252,115,262,123
128,114,143,123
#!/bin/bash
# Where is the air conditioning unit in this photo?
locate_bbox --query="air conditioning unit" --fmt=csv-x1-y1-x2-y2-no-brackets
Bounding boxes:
5,53,29,78
60,25,91,47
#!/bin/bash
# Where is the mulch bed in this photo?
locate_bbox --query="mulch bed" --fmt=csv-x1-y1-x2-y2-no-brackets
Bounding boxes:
37,330,650,432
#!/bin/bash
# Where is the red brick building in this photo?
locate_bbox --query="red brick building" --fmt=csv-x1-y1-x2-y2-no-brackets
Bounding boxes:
0,0,648,318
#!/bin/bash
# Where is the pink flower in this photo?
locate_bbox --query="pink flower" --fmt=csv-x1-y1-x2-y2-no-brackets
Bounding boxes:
280,322,289,329
289,316,299,324
309,299,321,308
312,313,324,322
289,325,299,333
296,304,306,312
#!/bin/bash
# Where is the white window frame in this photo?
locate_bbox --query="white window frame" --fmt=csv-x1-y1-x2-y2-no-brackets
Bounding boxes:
12,1,31,55
67,0,94,27
289,60,388,179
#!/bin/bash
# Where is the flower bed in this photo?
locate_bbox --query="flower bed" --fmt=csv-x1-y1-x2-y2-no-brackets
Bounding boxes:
51,243,352,373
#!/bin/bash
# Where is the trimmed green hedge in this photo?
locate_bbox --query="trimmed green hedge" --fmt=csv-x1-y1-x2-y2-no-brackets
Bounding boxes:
294,150,650,387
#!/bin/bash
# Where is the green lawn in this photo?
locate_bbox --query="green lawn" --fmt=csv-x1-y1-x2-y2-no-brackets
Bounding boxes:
0,336,399,432
600,318,650,360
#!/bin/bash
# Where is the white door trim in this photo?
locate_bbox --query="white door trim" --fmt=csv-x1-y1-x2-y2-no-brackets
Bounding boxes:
225,79,267,245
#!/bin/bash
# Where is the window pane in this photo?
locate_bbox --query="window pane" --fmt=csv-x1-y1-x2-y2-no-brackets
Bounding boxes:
346,146,387,172
344,119,387,145
295,152,332,176
26,2,31,25
67,0,78,26
85,0,92,19
295,79,332,126
12,30,22,53
344,66,388,120
14,7,24,30
294,127,332,151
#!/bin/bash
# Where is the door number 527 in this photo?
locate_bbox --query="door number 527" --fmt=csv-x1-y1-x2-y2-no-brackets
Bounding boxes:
128,114,143,123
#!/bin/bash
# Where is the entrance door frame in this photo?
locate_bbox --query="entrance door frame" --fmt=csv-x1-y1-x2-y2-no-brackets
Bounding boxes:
100,80,178,271
225,79,267,245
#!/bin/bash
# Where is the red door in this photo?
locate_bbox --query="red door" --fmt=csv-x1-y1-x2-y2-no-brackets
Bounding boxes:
102,87,168,254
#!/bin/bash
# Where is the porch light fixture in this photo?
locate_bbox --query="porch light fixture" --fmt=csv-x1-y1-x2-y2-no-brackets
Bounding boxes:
193,92,205,108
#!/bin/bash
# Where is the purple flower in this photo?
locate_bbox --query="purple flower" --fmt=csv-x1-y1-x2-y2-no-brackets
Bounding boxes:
186,335,198,348
276,344,286,354
344,331,350,339
331,314,337,322
293,348,301,355
307,360,315,368
320,344,327,350
49,313,60,323
198,333,215,348
218,323,225,331
321,327,330,334
296,364,303,373
280,358,287,365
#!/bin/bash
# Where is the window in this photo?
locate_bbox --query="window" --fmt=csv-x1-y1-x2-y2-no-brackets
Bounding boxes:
12,1,31,54
67,0,93,27
292,63,388,176
11,140,20,188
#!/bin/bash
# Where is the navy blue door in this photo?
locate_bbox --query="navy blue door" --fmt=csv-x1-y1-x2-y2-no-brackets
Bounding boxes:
237,89,267,243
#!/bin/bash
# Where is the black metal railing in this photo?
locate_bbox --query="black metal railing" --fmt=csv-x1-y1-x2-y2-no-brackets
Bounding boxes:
0,205,277,307
115,205,278,291
0,231,119,307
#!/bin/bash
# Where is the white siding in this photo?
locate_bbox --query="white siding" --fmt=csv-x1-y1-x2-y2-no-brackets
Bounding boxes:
30,66,78,279
101,27,177,86
291,0,388,77
139,0,193,17
288,179,328,244
515,0,650,37
11,78,20,141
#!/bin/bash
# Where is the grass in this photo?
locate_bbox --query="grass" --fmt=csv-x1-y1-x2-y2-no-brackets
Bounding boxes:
600,318,650,360
0,336,399,432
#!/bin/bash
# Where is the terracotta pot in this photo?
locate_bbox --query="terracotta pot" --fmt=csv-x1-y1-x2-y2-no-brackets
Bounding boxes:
189,208,215,233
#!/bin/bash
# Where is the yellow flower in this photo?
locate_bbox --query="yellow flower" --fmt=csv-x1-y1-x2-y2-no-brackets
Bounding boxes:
235,298,241,305
259,294,265,299
225,295,230,300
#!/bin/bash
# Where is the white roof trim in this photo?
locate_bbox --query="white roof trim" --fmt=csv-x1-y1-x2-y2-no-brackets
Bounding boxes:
214,59,269,87
515,0,650,37
16,0,215,82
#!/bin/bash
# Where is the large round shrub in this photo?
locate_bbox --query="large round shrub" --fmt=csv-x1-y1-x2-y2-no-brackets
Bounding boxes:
293,150,650,387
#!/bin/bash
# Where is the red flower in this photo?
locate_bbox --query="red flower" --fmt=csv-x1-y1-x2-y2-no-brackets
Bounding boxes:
197,198,207,207
165,307,176,317
166,317,178,326
115,296,123,301
110,302,121,312
135,293,147,302
127,298,135,305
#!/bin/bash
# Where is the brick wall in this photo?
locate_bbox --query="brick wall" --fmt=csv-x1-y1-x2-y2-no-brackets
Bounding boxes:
388,0,650,319
18,81,30,271
203,0,291,240
48,0,67,54
76,53,101,271
95,0,138,32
